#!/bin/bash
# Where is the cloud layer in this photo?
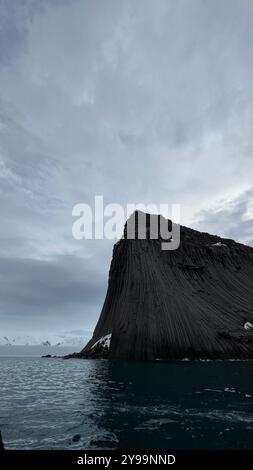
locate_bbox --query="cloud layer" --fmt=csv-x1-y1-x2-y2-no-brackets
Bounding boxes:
0,0,253,333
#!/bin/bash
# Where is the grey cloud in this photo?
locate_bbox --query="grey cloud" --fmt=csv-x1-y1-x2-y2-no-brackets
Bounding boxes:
0,253,108,331
0,0,253,334
0,0,52,67
193,188,253,246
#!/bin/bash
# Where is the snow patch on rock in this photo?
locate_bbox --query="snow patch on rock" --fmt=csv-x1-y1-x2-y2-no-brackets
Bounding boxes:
211,242,226,247
244,322,253,330
91,334,112,350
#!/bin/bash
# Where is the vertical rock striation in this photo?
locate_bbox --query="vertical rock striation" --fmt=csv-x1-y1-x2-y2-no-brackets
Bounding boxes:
77,212,253,361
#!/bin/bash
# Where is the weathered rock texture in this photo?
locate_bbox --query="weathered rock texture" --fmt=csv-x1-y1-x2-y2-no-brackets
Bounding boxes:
76,212,253,361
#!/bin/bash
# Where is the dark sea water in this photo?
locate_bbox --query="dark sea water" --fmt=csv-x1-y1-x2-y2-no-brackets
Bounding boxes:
0,357,253,450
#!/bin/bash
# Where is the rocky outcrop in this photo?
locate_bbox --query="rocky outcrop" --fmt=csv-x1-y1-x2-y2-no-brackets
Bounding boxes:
0,431,5,451
73,212,253,361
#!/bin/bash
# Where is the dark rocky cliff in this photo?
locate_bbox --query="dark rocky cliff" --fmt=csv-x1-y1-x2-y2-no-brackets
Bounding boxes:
73,212,253,361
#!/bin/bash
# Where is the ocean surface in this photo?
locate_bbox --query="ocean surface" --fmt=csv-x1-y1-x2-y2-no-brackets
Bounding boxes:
0,357,253,450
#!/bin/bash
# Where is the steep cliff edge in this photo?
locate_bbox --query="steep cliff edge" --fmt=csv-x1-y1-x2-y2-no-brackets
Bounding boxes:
72,212,253,361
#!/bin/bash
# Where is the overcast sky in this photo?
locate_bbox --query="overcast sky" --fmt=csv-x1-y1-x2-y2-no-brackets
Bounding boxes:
0,0,253,336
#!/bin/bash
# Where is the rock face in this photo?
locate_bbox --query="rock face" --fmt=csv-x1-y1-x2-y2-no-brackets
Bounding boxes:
0,431,5,451
78,212,253,361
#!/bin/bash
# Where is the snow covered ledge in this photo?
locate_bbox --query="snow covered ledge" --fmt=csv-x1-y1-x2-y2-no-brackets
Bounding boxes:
91,334,112,350
211,242,227,247
244,322,253,330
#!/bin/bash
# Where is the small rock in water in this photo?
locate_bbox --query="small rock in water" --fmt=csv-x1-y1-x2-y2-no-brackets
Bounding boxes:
72,434,81,442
